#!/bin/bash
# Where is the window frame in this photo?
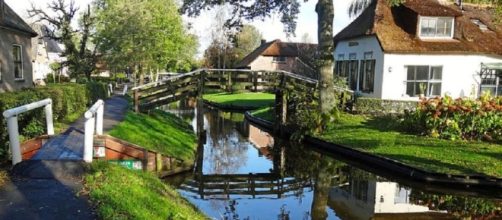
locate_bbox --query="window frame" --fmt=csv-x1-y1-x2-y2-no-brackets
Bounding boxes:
272,56,287,63
418,16,455,39
359,52,376,93
405,65,443,97
12,44,24,80
480,74,502,96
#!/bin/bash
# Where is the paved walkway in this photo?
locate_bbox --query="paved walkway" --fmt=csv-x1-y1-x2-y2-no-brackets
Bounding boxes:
0,95,129,220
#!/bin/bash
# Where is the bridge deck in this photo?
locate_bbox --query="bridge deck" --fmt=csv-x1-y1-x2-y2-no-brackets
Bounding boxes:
30,96,129,161
31,129,84,160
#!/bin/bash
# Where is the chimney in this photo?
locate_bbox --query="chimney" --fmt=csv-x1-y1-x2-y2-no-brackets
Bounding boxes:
261,39,266,45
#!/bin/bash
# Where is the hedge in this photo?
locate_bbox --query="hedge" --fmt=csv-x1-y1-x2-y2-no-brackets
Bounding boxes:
0,82,108,161
354,97,418,115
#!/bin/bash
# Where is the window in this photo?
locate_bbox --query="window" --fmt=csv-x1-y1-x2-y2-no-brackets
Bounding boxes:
480,74,502,96
348,53,358,90
272,56,286,63
359,52,375,93
13,45,23,80
405,66,442,97
419,17,454,38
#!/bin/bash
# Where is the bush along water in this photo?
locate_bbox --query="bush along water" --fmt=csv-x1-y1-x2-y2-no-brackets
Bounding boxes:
0,82,108,161
402,93,502,142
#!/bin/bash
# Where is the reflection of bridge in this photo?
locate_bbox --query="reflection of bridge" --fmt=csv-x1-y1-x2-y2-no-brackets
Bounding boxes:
180,173,312,199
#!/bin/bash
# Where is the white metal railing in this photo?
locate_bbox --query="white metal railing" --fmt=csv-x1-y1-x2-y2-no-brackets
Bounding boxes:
122,84,128,96
83,99,104,163
107,83,113,96
3,98,54,165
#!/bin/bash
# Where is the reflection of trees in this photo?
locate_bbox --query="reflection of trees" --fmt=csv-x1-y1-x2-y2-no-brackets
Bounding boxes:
203,110,249,174
274,140,349,220
409,192,502,218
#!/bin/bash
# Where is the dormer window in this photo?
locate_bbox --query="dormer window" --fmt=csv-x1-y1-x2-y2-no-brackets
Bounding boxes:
419,16,454,39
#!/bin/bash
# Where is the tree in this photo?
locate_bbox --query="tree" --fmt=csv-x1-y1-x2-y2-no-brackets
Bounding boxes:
94,0,198,85
203,24,262,68
28,0,97,79
233,25,262,60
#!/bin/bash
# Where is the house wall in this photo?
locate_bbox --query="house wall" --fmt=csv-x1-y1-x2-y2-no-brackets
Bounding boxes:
382,53,502,100
334,36,385,98
0,28,34,92
33,39,50,81
248,55,296,72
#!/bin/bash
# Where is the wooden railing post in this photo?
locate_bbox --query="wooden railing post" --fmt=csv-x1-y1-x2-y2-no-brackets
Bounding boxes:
134,89,140,113
274,73,287,135
253,71,258,92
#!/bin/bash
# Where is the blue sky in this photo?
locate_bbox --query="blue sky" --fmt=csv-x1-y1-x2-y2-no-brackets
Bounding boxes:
6,0,357,56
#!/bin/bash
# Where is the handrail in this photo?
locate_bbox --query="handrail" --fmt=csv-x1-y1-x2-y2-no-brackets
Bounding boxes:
83,99,104,163
131,69,202,91
3,98,52,118
3,98,54,165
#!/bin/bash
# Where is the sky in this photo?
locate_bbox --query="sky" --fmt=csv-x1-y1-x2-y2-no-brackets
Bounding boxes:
5,0,357,56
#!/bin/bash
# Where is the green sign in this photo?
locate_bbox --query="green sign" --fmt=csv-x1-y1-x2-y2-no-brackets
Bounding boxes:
110,160,143,170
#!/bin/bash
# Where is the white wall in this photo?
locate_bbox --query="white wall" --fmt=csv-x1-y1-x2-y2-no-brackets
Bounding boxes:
334,36,385,98
382,54,502,100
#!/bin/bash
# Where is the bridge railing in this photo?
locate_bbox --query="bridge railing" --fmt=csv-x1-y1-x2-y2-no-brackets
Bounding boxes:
84,99,104,163
130,68,319,112
3,99,55,165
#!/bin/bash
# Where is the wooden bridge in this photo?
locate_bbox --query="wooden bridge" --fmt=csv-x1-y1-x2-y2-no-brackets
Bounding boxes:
180,173,313,199
131,69,319,134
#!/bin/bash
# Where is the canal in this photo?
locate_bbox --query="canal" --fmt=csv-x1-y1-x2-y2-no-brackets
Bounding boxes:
163,103,502,219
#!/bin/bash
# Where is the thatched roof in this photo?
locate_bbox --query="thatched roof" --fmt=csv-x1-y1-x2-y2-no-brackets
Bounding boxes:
334,0,502,56
0,1,37,37
236,39,317,68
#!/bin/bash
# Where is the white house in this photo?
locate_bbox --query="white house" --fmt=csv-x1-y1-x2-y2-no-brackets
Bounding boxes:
333,0,502,101
31,24,66,81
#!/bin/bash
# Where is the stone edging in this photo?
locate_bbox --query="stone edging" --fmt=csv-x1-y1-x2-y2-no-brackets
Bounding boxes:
244,112,502,188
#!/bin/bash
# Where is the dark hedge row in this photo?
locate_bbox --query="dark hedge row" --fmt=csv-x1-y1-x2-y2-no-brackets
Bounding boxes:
0,82,108,161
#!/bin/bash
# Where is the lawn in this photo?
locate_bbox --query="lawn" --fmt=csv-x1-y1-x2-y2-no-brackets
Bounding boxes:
250,107,275,122
108,110,197,161
250,108,502,178
203,92,275,109
84,161,205,220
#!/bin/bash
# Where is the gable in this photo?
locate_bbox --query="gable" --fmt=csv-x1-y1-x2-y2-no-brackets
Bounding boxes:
334,0,502,56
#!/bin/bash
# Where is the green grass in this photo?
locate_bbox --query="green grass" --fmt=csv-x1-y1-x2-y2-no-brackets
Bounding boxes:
318,114,502,178
251,107,275,122
250,108,502,177
203,92,275,108
108,110,197,161
84,161,206,220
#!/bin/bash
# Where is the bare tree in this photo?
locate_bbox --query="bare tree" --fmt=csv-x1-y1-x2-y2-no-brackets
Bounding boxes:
28,0,97,79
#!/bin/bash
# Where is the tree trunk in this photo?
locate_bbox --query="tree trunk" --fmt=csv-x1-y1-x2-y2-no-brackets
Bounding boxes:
316,0,336,113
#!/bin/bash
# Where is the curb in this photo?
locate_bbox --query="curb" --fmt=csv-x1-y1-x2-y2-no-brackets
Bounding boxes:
244,112,502,189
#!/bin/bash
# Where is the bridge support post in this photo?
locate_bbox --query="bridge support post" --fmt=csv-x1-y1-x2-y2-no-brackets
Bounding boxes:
274,89,287,136
134,90,140,113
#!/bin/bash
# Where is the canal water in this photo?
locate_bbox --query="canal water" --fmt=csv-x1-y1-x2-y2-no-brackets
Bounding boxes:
163,103,502,220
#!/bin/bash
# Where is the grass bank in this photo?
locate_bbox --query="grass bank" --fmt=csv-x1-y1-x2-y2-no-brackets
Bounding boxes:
84,161,205,220
250,108,502,178
203,92,274,109
108,110,197,161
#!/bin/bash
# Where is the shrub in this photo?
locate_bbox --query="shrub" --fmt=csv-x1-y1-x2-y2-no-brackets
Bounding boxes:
0,82,108,160
402,94,502,141
354,97,418,115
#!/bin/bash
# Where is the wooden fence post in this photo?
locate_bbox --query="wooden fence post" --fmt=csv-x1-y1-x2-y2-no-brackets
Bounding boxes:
134,90,140,113
274,73,287,135
253,71,258,92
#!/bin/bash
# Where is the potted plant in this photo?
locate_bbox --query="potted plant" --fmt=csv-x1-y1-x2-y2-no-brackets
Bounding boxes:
418,83,426,99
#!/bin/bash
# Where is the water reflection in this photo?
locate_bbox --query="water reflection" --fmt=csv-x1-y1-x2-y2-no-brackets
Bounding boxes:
163,103,502,220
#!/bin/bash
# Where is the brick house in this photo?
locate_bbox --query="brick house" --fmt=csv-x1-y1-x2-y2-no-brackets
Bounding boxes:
236,39,318,78
0,0,37,92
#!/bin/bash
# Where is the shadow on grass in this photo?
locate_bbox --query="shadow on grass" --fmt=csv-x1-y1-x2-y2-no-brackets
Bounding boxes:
377,153,484,175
